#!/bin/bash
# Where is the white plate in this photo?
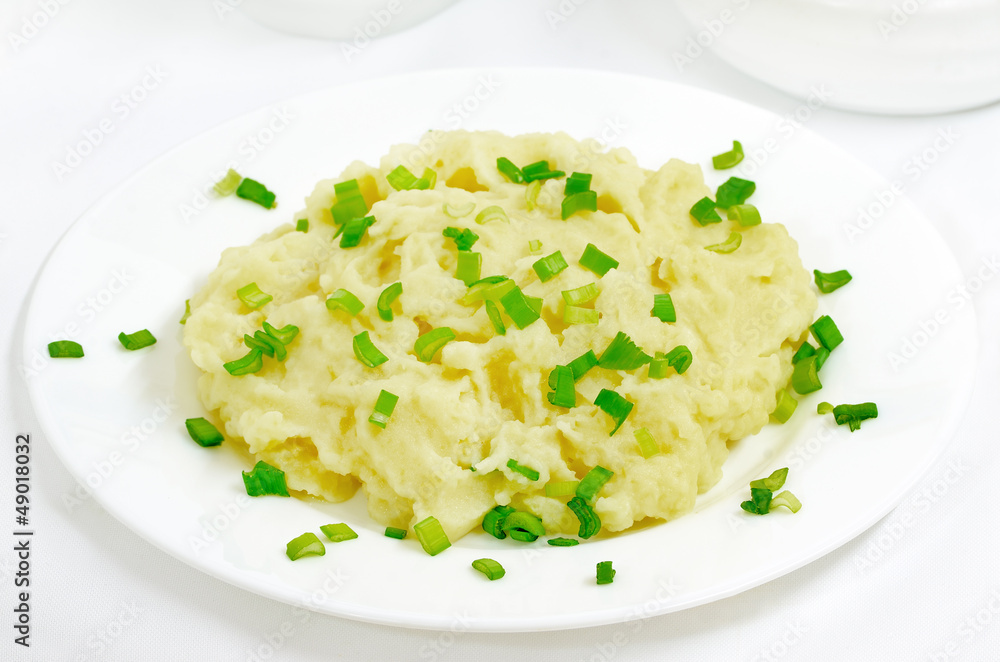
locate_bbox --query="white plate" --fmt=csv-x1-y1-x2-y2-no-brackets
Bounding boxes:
24,69,977,632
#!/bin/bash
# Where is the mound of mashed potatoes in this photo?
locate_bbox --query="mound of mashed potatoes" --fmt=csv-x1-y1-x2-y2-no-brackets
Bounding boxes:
183,130,816,542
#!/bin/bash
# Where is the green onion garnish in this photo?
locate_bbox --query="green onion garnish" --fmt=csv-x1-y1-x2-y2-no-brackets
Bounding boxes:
814,346,830,370
442,226,480,251
472,558,505,580
817,401,835,415
544,480,580,497
118,329,157,351
242,334,273,357
823,402,879,432
705,231,742,254
715,177,755,209
214,168,242,196
521,160,565,182
568,350,598,381
525,180,542,211
664,345,693,374
564,172,593,196
813,269,853,293
243,460,290,497
689,197,722,226
596,561,616,585
386,165,418,190
180,299,191,325
456,251,482,286
525,294,543,316
651,293,676,323
564,305,599,325
497,157,525,184
223,349,263,376
567,496,601,539
740,487,773,515
184,417,224,447
647,352,668,379
561,191,597,220
498,286,541,330
790,354,822,394
339,216,375,248
236,177,276,209
285,532,325,560
500,511,545,542
353,331,388,368
771,389,798,423
562,283,599,306
369,389,399,428
770,490,802,513
384,527,407,539
326,289,365,316
810,315,843,352
792,341,816,364
377,282,403,321
320,523,358,542
594,388,633,436
750,467,787,491
712,140,744,170
598,331,651,370
547,537,579,547
634,428,660,458
577,466,613,502
528,239,543,254
414,327,456,362
507,459,540,481
727,204,761,227
546,365,576,408
295,218,308,232
475,205,509,225
482,505,516,539
579,244,619,276
443,201,476,218
237,282,272,309
532,251,569,282
413,516,451,556
741,469,801,515
331,179,369,225
485,300,506,335
251,330,286,360
263,321,298,345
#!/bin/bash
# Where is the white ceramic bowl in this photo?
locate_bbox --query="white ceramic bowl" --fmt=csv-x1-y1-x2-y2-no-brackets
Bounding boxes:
673,0,1000,114
239,0,461,41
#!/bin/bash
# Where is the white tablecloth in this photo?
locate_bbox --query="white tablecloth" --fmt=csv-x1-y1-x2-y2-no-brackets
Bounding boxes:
3,0,998,659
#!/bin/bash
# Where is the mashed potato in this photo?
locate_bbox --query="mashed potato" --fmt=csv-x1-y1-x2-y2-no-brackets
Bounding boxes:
183,130,816,542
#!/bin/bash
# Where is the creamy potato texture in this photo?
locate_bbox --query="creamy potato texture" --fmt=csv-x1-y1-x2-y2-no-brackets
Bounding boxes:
183,131,816,542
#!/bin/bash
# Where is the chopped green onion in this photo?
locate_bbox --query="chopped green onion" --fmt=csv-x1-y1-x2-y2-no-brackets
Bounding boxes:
549,538,580,547
740,487,773,515
262,321,298,345
532,251,569,282
413,516,451,556
285,532,325,560
236,177,276,209
577,466,613,502
792,341,816,364
579,244,619,276
705,231,742,254
810,315,844,352
416,168,436,189
564,305,599,325
377,282,403,321
596,561,616,585
813,269,853,293
295,218,309,232
664,345,693,375
475,205,509,225
386,165,418,190
568,350,598,381
771,389,798,423
214,168,242,196
750,467,787,491
525,180,542,211
546,365,577,408
544,480,580,497
179,299,191,325
326,289,365,316
528,239,543,254
497,157,525,184
472,558,505,580
485,300,506,335
689,196,722,226
562,283,599,306
564,172,593,196
814,346,831,370
790,354,822,394
184,417,224,447
712,140,744,170
525,294,543,316
243,460,290,497
443,201,476,218
634,428,660,458
651,293,676,323
498,286,541,330
456,251,482,286
369,389,399,428
507,458,540,481
353,331,388,368
414,327,456,362
521,160,565,182
501,511,545,542
320,523,358,542
224,349,263,376
384,527,407,539
252,329,286,361
770,490,802,513
331,179,368,225
594,388,633,436
647,352,669,379
442,226,480,251
339,215,375,248
567,496,601,539
715,177,755,209
482,505,516,539
825,402,879,432
118,329,156,351
561,191,598,220
727,204,761,227
237,282,272,309
598,332,651,370
817,401,835,415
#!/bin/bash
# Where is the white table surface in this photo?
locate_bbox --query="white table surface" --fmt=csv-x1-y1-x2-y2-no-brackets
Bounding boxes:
2,1,998,660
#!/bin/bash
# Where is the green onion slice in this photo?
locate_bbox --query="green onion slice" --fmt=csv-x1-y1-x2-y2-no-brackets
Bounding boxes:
715,177,755,209
179,299,191,325
727,204,761,227
475,205,509,225
810,315,844,352
331,179,368,225
506,459,540,481
528,239,543,254
224,349,263,376
326,289,365,316
564,305,599,325
262,321,299,345
353,331,388,368
118,329,156,351
236,177,276,209
500,511,545,541
561,190,597,220
562,283,599,306
369,389,399,429
214,168,242,196
664,345,693,375
252,330,286,361
598,332,651,370
414,327,456,362
712,140,744,170
339,216,375,248
442,226,480,251
320,523,358,542
647,352,669,379
547,537,579,547
770,490,802,513
285,532,325,560
532,251,569,282
771,389,798,423
384,526,407,539
237,282,272,309
386,165,418,190
791,354,822,394
485,300,506,335
525,180,542,211
579,244,619,276
564,172,593,196
472,558,505,580
546,365,576,408
184,417,224,447
689,197,722,226
544,480,580,497
443,201,476,218
594,388,633,436
455,251,482,286
814,346,831,370
521,160,566,182
740,487,773,515
634,428,660,458
498,286,541,330
830,402,879,432
497,157,525,184
568,350,598,381
792,341,816,364
243,460,290,497
705,231,742,254
482,505,516,539
817,401,835,415
295,218,308,232
596,561,616,585
813,269,853,293
567,496,601,539
651,293,676,323
377,282,403,321
577,466,613,502
414,516,451,556
750,467,788,491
